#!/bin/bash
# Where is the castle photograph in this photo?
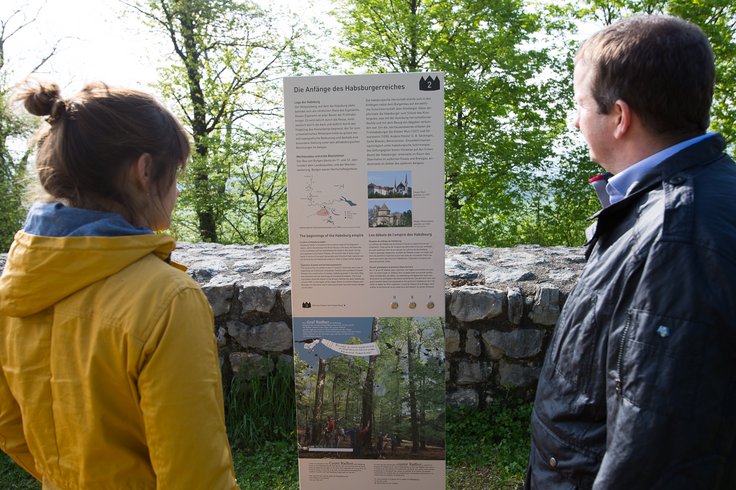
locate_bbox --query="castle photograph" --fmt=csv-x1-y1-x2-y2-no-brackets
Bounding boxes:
367,171,412,198
368,200,412,228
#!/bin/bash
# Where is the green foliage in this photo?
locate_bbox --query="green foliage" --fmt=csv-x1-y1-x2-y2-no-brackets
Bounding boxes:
373,317,446,445
135,0,307,243
226,360,300,488
232,440,299,490
0,26,34,252
576,0,736,148
657,1,736,146
336,0,595,247
335,0,437,72
2,1,736,248
172,127,289,244
335,0,736,247
225,357,296,450
446,400,533,489
0,453,40,490
0,124,30,251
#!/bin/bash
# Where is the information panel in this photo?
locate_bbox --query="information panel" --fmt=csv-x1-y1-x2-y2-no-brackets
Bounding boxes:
284,73,445,489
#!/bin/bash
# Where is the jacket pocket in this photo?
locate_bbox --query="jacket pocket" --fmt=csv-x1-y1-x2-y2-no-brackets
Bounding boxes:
613,309,708,419
530,410,598,489
547,292,600,390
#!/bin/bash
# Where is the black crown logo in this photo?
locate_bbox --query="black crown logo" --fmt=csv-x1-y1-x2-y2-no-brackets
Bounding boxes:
302,301,312,309
419,75,440,91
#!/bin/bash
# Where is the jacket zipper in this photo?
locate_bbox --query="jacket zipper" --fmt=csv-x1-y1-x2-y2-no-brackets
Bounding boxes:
615,315,632,400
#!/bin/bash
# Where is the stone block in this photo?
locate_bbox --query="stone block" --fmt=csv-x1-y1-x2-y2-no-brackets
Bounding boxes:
280,288,292,317
238,280,279,314
229,352,273,379
447,389,479,409
215,327,227,348
484,267,535,283
465,329,481,357
200,274,238,317
487,344,504,361
528,284,560,326
184,258,229,283
446,329,461,353
507,287,524,325
449,286,504,322
277,354,295,375
456,360,490,385
445,258,480,281
499,361,540,388
255,257,291,275
228,320,292,352
481,328,545,359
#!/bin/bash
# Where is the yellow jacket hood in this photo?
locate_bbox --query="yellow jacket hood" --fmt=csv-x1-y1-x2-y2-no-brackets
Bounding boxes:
0,231,176,317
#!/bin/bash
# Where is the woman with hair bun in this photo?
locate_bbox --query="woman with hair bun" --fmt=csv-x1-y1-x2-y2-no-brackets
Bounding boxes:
0,82,239,489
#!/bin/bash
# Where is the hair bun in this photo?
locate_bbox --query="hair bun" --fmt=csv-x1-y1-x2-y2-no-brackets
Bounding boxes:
20,82,64,119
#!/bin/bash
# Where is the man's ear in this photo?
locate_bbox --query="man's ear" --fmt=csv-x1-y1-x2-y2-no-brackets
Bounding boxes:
131,153,153,192
612,99,632,140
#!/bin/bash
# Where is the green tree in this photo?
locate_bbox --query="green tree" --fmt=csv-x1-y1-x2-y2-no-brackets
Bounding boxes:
335,0,583,246
132,0,308,243
218,128,288,244
576,0,736,144
374,317,445,453
360,318,379,434
310,357,327,445
518,0,736,246
0,7,57,251
0,93,28,252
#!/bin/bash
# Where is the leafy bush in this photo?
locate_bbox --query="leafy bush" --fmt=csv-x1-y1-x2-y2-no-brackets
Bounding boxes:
0,453,40,490
233,440,298,489
226,357,297,450
446,400,532,489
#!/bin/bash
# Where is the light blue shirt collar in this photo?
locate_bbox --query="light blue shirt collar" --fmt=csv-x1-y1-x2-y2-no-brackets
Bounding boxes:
606,132,716,205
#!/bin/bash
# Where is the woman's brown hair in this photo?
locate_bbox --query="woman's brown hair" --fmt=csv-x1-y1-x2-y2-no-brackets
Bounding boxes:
18,81,190,226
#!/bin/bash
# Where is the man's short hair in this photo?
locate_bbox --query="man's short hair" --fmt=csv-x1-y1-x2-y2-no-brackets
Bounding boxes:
576,15,715,139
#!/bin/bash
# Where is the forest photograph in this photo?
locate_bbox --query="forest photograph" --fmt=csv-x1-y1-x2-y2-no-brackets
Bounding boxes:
295,317,445,460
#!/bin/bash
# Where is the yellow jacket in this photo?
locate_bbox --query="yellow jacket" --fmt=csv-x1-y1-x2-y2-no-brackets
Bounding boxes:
0,228,238,489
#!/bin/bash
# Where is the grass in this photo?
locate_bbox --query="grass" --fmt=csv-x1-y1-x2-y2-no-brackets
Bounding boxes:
0,454,39,489
227,358,300,489
446,399,532,490
1,363,532,490
225,357,296,451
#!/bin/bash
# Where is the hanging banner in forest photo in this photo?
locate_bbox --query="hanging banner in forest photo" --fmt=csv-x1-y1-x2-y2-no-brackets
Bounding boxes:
284,72,445,489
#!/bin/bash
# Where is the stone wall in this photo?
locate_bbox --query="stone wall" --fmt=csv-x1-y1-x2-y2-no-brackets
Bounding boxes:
0,243,586,409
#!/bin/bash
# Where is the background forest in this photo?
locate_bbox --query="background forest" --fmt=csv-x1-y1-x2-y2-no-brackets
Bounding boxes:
1,0,735,252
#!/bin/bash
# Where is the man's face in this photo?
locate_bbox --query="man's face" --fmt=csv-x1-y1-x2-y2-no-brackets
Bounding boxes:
573,62,617,170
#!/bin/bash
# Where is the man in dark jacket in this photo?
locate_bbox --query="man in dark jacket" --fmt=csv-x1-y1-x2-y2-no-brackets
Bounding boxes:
526,15,736,489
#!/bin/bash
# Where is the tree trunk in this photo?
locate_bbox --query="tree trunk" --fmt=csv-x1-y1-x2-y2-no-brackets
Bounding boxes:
344,385,351,421
179,7,218,242
408,332,419,453
361,319,379,445
311,358,327,445
331,375,339,419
